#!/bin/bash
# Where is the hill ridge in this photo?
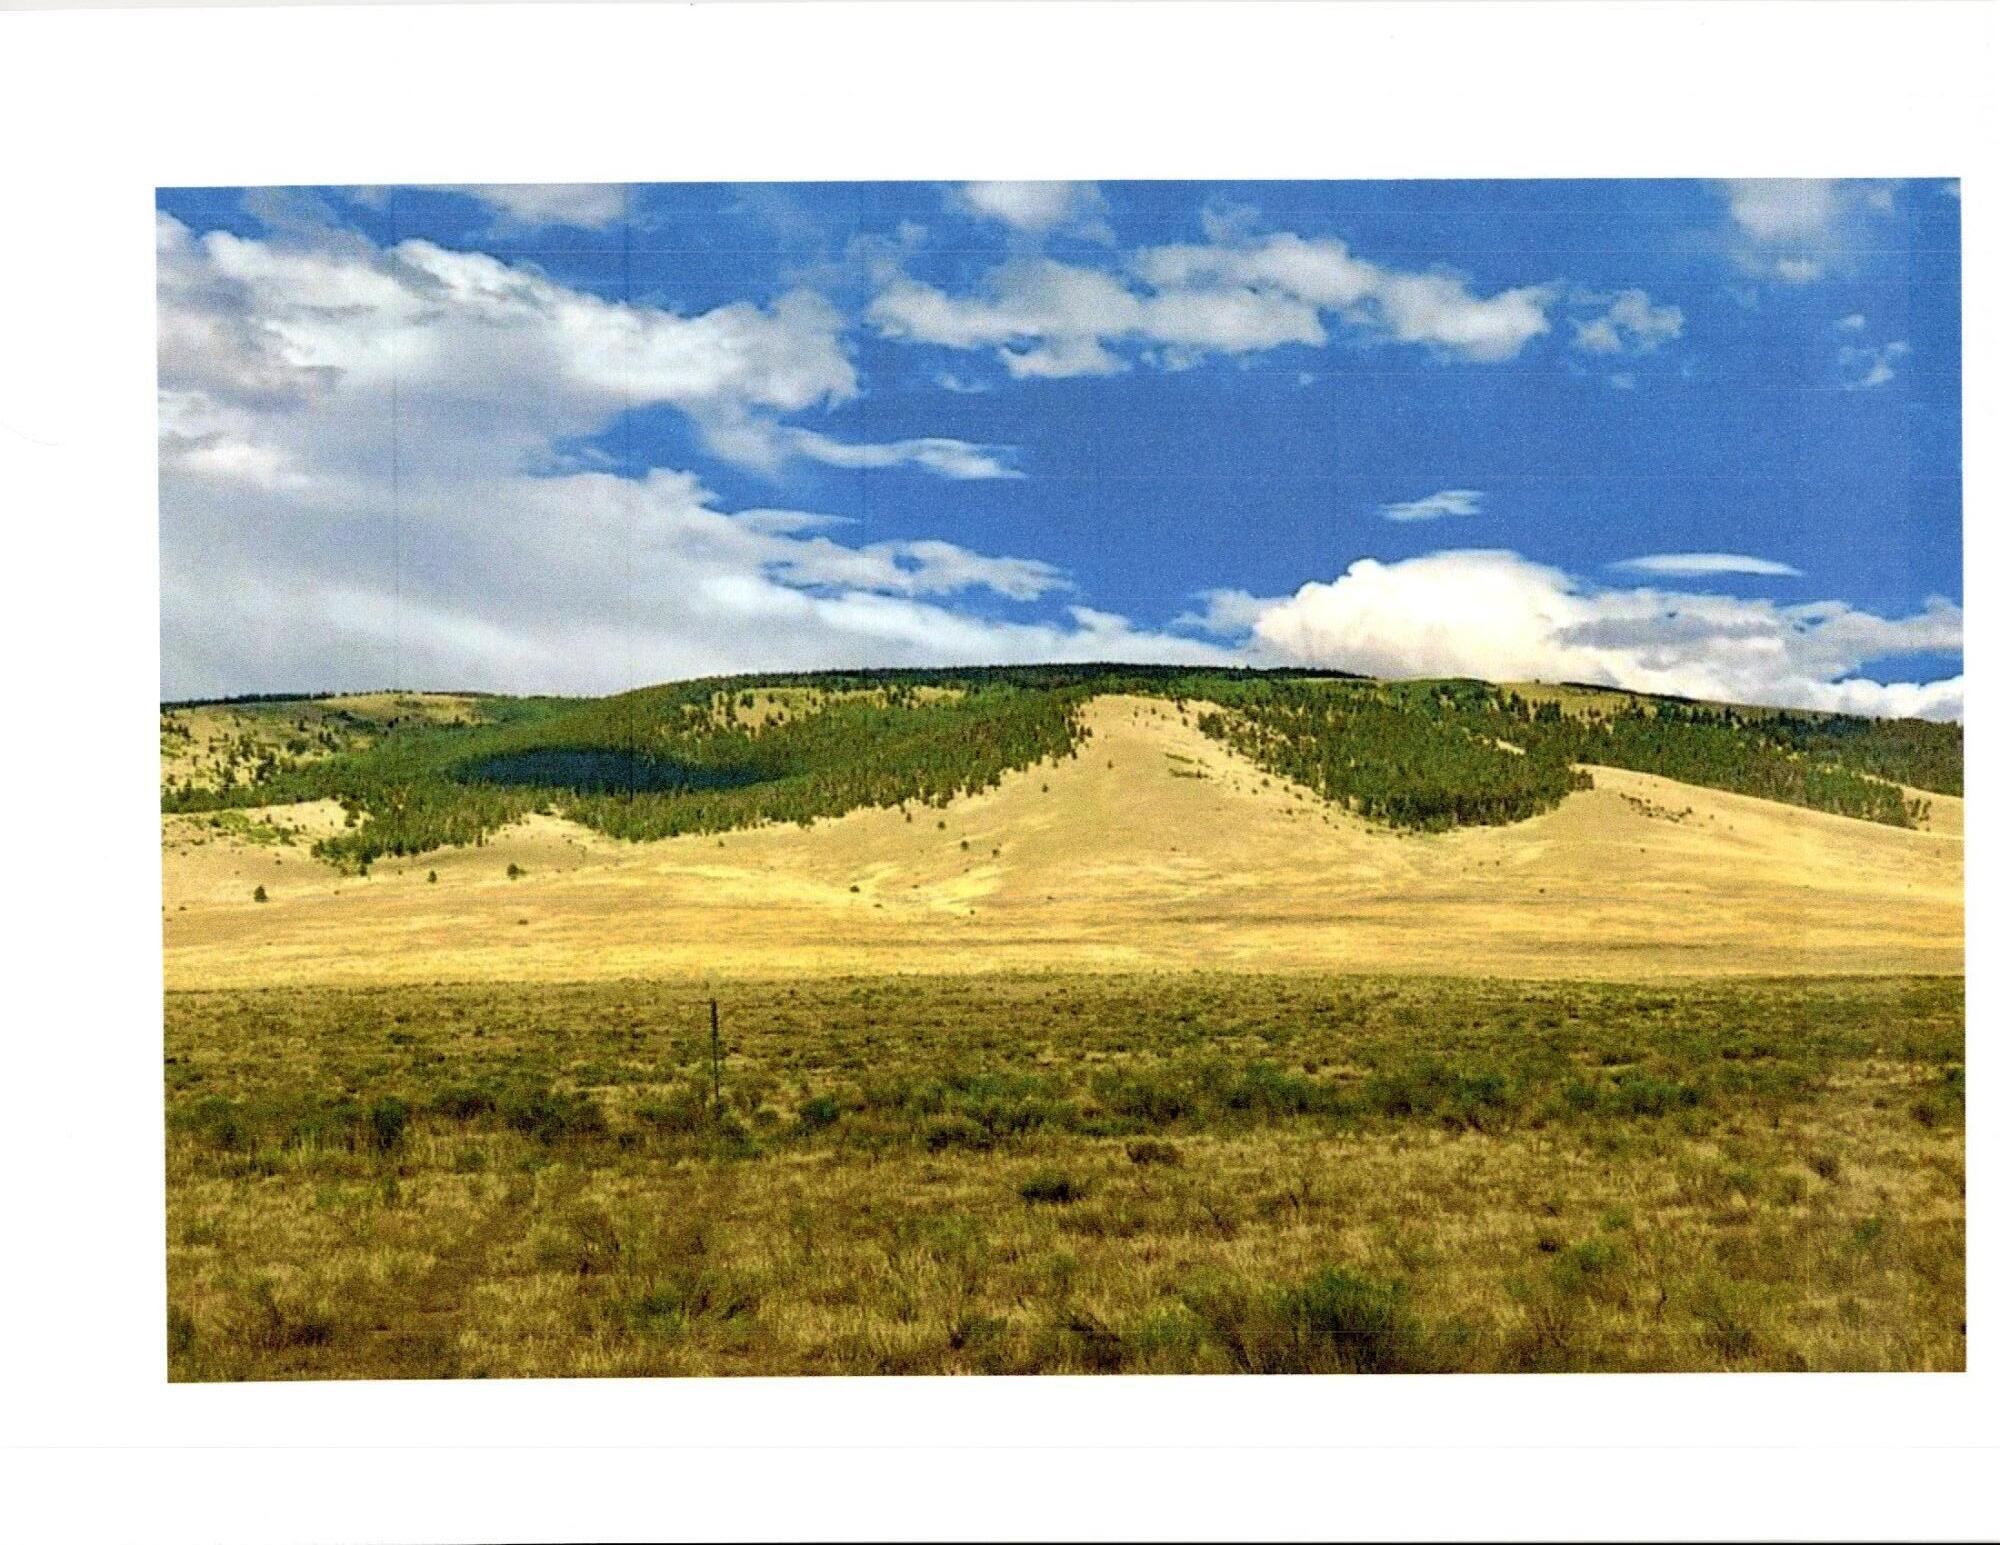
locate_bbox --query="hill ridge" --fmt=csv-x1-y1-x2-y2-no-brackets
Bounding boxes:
162,693,1962,988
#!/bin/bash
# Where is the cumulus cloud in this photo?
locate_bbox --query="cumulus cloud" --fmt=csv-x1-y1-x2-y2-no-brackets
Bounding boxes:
157,212,1208,697
868,224,1561,376
1722,179,1897,283
157,212,1013,486
1611,553,1801,578
959,181,1112,241
1222,550,1960,720
1132,232,1557,363
1570,289,1684,355
1380,489,1483,522
1727,180,1845,244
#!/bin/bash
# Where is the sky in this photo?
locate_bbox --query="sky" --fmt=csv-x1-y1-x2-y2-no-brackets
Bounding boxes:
156,178,1962,718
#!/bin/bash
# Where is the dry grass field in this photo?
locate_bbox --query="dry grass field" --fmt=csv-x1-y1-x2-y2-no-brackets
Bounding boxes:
165,973,1963,1378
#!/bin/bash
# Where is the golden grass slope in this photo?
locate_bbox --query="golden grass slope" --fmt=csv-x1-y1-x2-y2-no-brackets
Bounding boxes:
161,695,1963,988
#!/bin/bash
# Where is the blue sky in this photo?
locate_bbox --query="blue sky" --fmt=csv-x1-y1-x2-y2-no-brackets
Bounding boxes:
156,178,1962,716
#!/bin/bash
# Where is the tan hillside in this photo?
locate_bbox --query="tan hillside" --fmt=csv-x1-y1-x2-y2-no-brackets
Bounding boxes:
161,694,1963,989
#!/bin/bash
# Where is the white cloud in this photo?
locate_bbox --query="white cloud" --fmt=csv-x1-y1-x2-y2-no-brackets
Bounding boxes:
754,525,1065,601
1233,549,1960,720
1727,180,1844,244
1837,312,1868,330
698,420,1020,480
1570,289,1684,355
784,429,1020,481
158,212,1018,485
959,181,1112,241
1722,179,1896,283
438,183,629,231
869,225,1561,376
1132,232,1556,363
157,212,1217,697
869,256,1325,379
1380,488,1483,522
1840,339,1910,389
1173,588,1285,637
1611,553,1801,578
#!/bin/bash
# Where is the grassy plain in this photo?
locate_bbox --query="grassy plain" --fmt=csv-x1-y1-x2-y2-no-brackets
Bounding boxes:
165,972,1964,1379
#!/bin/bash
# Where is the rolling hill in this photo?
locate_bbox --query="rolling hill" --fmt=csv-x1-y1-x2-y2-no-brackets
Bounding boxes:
160,668,1963,987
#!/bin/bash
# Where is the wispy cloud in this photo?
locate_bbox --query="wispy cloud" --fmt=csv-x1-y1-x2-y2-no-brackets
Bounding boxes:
1611,553,1801,578
1380,489,1483,522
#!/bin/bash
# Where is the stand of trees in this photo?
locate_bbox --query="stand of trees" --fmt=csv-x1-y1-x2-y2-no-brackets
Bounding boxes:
1194,680,1588,831
1190,679,1948,832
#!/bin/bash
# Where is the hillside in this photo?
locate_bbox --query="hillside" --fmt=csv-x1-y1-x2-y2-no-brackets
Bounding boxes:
161,678,1963,987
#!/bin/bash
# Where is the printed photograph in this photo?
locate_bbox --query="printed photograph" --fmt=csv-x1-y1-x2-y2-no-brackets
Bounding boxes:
158,178,1963,1379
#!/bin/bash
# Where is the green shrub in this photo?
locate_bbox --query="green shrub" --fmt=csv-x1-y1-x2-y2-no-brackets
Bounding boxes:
634,1088,709,1134
613,1268,759,1336
242,1278,336,1351
1092,1067,1203,1126
177,1095,247,1151
1125,1139,1183,1167
1228,1061,1348,1120
1911,1070,1963,1128
922,1114,989,1151
364,1095,410,1153
499,1084,606,1142
1606,1073,1703,1117
1272,1268,1422,1372
531,1204,622,1276
1366,1061,1514,1129
796,1093,841,1131
431,1085,495,1121
1188,1265,1424,1374
282,1098,360,1152
1019,1169,1088,1204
